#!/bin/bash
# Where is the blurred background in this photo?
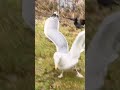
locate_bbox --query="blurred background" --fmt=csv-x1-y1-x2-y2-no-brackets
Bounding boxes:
86,0,120,89
0,0,34,90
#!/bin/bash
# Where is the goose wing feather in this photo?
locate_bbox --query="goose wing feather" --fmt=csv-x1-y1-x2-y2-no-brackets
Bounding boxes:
69,31,85,59
44,17,69,53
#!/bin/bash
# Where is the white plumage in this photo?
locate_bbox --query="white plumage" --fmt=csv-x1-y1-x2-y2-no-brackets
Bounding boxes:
44,12,69,53
54,31,85,70
44,12,85,78
86,12,120,90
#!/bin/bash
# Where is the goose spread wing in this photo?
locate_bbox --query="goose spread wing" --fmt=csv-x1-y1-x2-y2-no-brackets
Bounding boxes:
44,17,69,53
69,31,85,59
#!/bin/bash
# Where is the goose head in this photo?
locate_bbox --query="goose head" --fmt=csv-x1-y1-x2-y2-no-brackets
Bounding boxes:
51,11,59,18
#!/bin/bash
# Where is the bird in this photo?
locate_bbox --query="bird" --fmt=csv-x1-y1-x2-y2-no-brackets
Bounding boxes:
44,12,85,78
86,12,120,90
97,0,120,10
53,31,85,78
66,17,85,29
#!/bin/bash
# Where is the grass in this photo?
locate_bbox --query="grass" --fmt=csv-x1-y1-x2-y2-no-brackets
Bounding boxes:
35,19,85,90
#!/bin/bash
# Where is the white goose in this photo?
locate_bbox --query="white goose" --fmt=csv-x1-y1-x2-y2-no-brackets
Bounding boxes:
86,12,120,90
44,12,85,78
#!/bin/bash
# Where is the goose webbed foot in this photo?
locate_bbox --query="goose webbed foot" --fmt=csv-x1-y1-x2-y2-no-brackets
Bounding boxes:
58,71,63,78
76,72,84,78
75,66,84,78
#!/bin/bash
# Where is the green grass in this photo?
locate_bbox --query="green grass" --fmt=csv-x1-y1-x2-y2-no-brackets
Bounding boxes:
35,20,85,90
